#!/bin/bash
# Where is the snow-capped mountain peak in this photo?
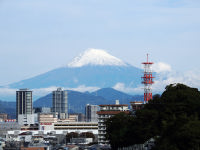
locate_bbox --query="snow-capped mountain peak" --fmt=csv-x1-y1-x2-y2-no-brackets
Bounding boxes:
68,48,127,67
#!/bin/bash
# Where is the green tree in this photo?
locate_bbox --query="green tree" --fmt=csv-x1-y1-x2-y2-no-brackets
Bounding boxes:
105,83,200,150
153,120,200,150
105,112,134,149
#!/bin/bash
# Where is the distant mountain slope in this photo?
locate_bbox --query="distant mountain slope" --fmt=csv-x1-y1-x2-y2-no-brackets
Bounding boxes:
7,49,142,90
91,88,143,104
34,90,108,113
33,88,143,113
0,100,16,119
91,88,133,100
9,65,141,89
34,93,52,107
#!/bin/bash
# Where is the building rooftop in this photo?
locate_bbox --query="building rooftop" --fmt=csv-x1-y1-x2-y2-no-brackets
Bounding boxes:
130,101,143,104
97,111,130,115
17,88,32,91
54,122,98,125
99,104,128,107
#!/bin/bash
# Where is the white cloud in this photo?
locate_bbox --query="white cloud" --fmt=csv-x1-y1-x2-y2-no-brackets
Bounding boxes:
66,85,100,93
34,85,100,96
33,85,100,96
113,82,143,94
153,62,172,73
0,87,17,96
33,86,58,96
0,85,100,97
113,69,200,95
153,69,200,93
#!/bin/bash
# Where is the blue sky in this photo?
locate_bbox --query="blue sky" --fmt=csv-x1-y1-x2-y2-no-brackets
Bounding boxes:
0,0,200,86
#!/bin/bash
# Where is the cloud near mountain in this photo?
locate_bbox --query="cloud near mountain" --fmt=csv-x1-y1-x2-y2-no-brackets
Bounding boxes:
153,62,172,73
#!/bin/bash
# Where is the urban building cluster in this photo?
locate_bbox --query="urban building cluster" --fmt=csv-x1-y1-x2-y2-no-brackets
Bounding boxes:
0,87,144,149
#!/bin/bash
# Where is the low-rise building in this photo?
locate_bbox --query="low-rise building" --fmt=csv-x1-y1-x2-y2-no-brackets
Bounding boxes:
68,114,78,122
21,124,39,131
54,122,98,134
70,138,93,144
38,113,57,131
18,114,35,125
0,122,21,138
21,147,49,150
130,101,143,112
0,113,8,121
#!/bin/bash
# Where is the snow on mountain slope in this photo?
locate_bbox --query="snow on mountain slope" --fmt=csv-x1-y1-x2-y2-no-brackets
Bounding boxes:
68,48,127,67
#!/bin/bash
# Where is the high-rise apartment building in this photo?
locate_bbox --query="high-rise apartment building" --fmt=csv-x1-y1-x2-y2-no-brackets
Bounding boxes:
85,104,99,122
16,89,34,125
52,88,68,119
97,100,129,144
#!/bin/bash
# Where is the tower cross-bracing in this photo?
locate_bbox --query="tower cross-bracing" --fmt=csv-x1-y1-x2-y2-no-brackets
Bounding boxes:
142,54,154,103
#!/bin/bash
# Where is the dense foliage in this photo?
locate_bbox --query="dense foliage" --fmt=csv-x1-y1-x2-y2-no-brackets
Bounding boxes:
105,84,200,150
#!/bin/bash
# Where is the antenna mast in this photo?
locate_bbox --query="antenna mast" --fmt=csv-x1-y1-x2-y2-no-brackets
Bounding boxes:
142,54,154,103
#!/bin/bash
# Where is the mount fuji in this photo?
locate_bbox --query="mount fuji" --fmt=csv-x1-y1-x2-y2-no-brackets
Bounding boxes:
8,49,142,91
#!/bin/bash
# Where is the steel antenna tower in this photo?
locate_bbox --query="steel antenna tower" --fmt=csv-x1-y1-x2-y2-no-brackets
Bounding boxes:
142,54,154,103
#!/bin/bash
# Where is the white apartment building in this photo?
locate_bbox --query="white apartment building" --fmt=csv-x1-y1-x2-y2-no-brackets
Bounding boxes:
97,100,129,145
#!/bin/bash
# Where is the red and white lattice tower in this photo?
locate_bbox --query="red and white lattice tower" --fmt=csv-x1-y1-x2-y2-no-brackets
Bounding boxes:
142,54,154,103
